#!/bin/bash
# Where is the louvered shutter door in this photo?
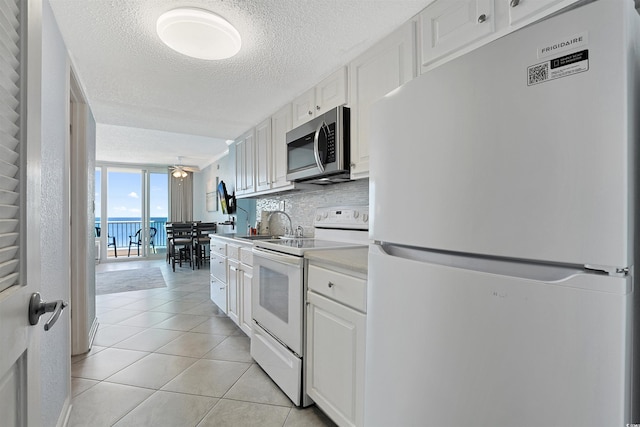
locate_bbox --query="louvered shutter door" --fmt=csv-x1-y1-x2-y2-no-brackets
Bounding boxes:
0,0,21,293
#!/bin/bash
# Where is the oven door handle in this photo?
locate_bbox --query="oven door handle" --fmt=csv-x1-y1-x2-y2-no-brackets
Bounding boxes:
313,120,326,173
252,248,301,266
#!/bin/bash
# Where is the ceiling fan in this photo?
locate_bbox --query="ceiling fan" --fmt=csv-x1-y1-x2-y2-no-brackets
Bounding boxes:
170,157,200,178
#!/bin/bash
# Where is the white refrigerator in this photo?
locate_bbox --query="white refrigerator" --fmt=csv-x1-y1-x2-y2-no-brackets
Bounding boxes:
366,1,639,426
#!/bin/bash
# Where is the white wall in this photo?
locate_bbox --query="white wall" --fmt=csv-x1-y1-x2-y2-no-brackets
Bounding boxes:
40,1,71,425
192,149,256,234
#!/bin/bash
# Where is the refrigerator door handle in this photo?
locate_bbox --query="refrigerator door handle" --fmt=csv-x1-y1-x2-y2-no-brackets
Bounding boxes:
373,243,631,295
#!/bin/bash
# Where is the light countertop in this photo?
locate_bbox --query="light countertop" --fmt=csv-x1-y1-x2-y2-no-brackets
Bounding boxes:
305,247,369,275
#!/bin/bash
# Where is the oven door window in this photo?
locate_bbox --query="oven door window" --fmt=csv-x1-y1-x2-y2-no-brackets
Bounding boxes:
252,250,304,355
259,266,289,323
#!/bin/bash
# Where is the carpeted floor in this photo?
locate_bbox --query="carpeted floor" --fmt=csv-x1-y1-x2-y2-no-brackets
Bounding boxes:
96,267,167,295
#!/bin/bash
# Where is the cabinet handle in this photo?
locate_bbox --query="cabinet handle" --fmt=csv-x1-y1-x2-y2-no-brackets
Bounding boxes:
477,14,487,23
316,105,321,110
308,110,313,115
510,0,520,6
327,281,334,288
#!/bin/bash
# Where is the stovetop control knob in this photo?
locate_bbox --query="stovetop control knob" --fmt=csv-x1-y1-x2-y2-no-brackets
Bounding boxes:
353,211,359,219
316,214,322,221
323,211,329,218
363,214,369,222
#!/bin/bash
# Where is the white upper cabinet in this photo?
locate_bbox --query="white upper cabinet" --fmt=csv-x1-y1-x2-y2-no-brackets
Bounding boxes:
419,0,581,73
271,104,293,189
292,67,348,128
316,67,348,116
420,0,495,70
235,105,294,198
234,129,255,196
255,118,272,192
292,90,315,128
349,20,417,180
508,0,574,26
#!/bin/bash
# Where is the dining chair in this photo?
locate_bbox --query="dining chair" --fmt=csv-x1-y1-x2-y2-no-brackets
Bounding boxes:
167,223,193,271
127,227,157,257
95,226,117,258
192,222,216,269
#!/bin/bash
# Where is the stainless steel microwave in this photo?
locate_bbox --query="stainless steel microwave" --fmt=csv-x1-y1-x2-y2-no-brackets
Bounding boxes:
286,106,351,184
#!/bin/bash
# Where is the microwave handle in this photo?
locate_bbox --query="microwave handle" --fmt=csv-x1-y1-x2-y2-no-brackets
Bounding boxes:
313,121,326,173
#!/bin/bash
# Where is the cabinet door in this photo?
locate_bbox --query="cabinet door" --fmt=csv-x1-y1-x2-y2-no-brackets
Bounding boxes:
234,130,255,195
292,88,315,128
508,0,575,26
228,259,240,325
255,118,272,192
234,137,245,194
244,131,255,194
420,0,494,69
315,67,348,116
271,104,292,189
240,264,253,336
306,291,366,427
349,21,416,180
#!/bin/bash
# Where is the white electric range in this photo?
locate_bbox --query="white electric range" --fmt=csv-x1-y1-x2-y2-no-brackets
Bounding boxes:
250,206,369,406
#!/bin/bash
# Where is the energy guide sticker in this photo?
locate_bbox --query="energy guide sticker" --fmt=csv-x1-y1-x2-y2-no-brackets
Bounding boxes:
527,49,589,86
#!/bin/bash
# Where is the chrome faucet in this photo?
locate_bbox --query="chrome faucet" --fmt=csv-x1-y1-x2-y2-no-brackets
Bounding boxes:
267,210,293,237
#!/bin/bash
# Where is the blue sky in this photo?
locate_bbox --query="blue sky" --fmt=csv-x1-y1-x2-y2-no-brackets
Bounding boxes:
96,170,168,219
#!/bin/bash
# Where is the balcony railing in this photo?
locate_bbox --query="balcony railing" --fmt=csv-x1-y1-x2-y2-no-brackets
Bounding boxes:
95,219,167,255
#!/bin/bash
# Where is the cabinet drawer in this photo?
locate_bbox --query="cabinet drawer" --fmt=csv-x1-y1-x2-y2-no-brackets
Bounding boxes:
211,239,227,256
240,247,253,265
227,244,240,260
210,252,227,282
307,264,366,312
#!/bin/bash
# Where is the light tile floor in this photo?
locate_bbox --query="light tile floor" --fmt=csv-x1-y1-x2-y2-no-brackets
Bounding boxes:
70,259,336,427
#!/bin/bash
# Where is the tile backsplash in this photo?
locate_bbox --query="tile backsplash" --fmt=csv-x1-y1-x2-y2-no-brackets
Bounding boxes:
255,179,369,237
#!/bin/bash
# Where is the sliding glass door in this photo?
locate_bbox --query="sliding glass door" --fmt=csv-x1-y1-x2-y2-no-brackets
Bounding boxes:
149,172,169,258
96,165,168,260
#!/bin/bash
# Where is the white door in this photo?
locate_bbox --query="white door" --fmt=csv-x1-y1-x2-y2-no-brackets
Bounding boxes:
227,259,240,325
365,244,631,426
419,0,495,68
348,20,416,179
270,104,292,189
255,118,272,192
251,248,303,355
370,0,632,268
0,0,45,425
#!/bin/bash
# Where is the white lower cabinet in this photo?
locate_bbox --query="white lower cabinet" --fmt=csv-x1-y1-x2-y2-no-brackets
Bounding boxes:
210,273,227,314
306,264,367,427
210,238,228,314
226,241,254,336
227,258,240,325
240,263,253,336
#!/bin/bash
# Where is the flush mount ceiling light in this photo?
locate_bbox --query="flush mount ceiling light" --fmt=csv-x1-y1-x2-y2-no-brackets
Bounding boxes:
156,8,241,60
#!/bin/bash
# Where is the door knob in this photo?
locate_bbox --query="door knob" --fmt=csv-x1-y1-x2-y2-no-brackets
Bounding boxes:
28,293,68,331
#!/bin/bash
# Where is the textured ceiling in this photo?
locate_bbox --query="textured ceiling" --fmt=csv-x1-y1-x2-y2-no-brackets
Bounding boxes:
49,0,434,168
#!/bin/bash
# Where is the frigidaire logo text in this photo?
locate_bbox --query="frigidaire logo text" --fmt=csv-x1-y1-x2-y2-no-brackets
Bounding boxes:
541,36,584,55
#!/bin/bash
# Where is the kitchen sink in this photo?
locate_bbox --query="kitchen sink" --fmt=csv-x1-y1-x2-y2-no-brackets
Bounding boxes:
234,235,280,241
